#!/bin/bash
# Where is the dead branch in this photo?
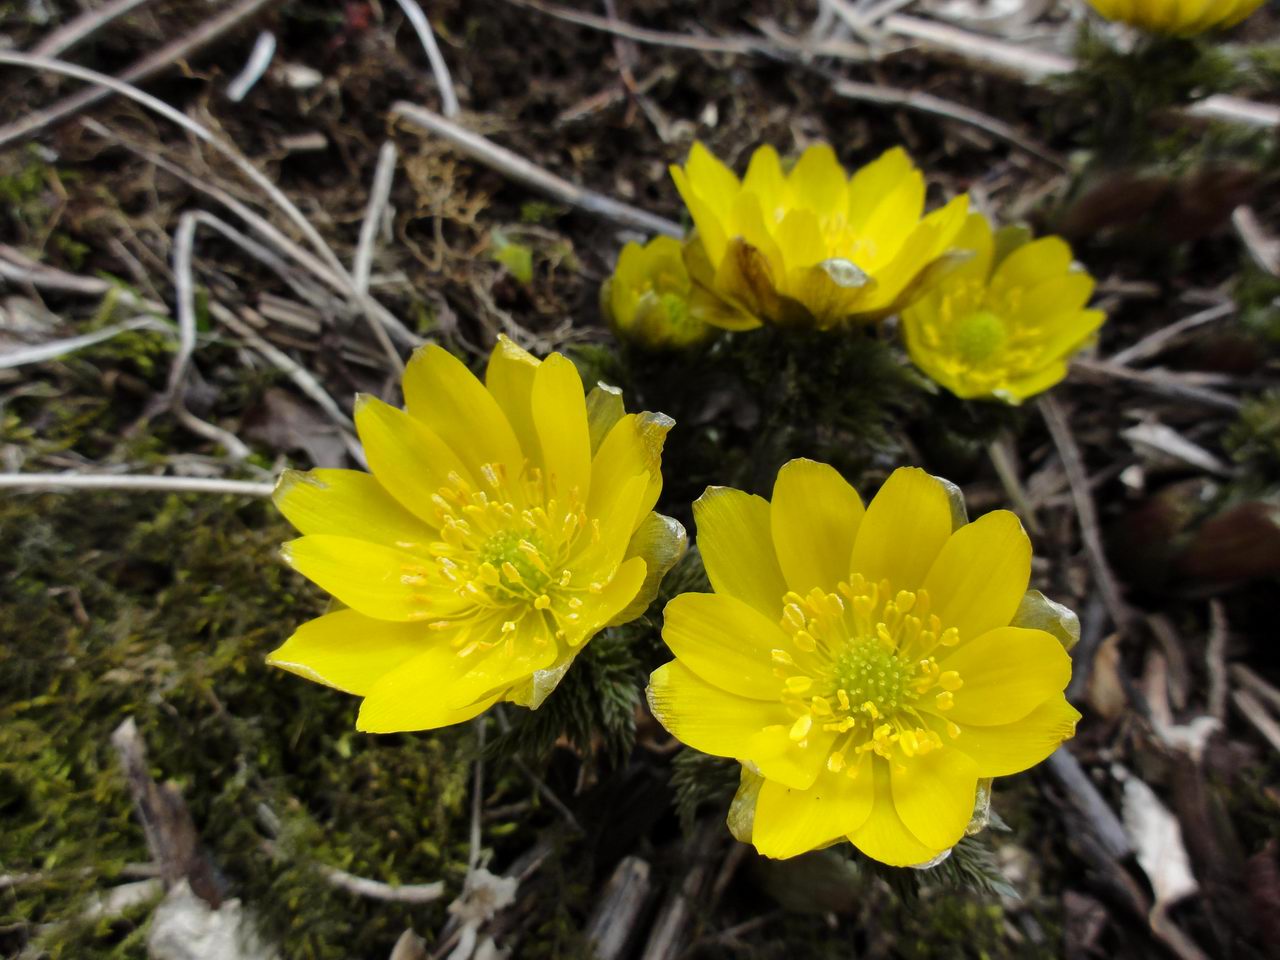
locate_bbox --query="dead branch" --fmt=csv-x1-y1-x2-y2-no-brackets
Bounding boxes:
0,474,274,496
110,718,224,906
1040,394,1132,633
30,0,158,57
1,0,279,146
391,102,682,237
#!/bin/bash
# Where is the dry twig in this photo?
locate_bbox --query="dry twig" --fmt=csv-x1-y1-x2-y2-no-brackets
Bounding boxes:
828,76,1064,167
391,102,682,237
0,474,274,497
1232,206,1280,277
391,0,461,118
1039,395,1131,633
0,0,279,147
1109,301,1234,366
30,0,159,56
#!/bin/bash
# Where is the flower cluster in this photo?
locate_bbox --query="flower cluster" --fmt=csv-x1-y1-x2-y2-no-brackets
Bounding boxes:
603,140,1105,406
271,138,1090,869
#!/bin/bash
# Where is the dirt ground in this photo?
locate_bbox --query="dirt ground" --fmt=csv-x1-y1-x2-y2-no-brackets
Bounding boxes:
1,1,1279,958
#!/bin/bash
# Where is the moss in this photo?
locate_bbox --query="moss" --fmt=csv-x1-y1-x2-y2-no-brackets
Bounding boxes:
0,492,475,958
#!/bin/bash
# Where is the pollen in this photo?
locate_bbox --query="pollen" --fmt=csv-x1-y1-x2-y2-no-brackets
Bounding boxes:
772,576,965,769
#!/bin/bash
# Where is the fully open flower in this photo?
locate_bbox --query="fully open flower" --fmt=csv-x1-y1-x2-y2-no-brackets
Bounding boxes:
648,462,1079,866
602,235,712,349
901,213,1105,403
269,338,685,732
670,142,970,331
1086,0,1264,35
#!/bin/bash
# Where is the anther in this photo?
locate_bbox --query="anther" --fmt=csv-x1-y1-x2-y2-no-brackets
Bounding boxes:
789,714,813,742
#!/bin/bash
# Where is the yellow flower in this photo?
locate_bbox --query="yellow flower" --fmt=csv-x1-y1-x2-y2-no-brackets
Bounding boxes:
670,142,970,331
901,213,1105,404
601,236,712,349
268,337,686,732
647,462,1079,866
1086,0,1264,35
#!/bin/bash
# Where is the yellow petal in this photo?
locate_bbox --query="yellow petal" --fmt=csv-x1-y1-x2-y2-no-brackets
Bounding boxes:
939,626,1072,726
647,660,790,758
773,208,829,273
587,412,672,528
444,612,562,708
273,468,433,545
484,334,541,462
747,723,837,791
850,468,953,591
890,746,979,851
661,592,789,698
859,168,926,267
672,165,730,267
846,147,915,233
1005,273,1095,326
941,695,1081,777
281,535,459,622
1002,361,1069,403
267,608,427,695
949,211,996,285
564,554,648,644
742,144,785,214
752,754,874,859
787,143,848,217
355,394,471,524
1035,308,1106,361
356,645,499,732
711,237,783,323
989,237,1073,301
770,458,865,594
532,353,592,503
613,512,688,625
728,190,786,280
571,473,649,577
684,141,740,221
847,757,945,867
585,383,626,456
922,509,1031,642
403,344,524,474
693,486,787,618
864,194,969,312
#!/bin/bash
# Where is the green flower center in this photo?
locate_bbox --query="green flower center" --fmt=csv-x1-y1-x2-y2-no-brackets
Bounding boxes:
953,310,1007,365
659,290,691,330
774,576,967,775
834,639,912,716
479,529,550,592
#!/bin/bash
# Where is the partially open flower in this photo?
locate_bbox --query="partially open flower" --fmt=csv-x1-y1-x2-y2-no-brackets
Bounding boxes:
602,236,712,349
269,338,685,732
648,462,1079,866
901,213,1105,404
670,142,970,331
1085,0,1264,35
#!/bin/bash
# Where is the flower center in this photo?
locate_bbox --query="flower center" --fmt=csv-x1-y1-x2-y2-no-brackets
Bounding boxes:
953,309,1007,365
658,291,693,330
834,639,911,717
402,463,602,657
772,574,965,777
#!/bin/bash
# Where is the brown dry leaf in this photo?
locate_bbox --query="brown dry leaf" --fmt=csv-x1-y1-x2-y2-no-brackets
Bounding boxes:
1087,634,1128,721
242,386,349,468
